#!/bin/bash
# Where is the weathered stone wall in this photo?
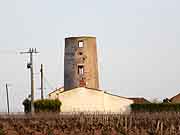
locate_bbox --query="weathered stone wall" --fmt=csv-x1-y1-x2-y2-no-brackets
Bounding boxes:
64,36,99,90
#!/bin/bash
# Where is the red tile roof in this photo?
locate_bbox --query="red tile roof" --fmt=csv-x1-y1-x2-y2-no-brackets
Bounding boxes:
128,98,150,104
170,93,180,103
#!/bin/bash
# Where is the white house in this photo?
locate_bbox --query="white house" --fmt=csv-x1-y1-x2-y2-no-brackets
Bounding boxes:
48,87,133,113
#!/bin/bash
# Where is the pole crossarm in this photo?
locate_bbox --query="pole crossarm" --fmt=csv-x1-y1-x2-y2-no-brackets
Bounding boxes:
20,48,39,54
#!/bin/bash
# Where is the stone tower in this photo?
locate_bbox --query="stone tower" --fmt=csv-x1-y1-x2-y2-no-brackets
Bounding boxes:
64,36,99,90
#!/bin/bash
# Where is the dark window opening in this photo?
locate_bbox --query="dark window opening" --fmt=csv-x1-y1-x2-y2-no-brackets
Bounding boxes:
79,52,83,55
78,65,84,75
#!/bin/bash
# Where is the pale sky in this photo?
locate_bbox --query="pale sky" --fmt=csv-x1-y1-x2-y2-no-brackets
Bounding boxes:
0,0,180,112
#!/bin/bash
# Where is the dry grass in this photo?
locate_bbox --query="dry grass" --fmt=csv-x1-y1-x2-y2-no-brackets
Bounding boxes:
0,112,180,135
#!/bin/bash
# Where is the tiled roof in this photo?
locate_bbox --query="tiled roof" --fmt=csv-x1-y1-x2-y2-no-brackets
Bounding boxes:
48,87,132,100
48,87,64,95
170,93,180,103
128,97,150,104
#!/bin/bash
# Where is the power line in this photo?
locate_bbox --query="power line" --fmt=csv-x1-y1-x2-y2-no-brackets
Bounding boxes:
43,76,54,90
0,50,18,56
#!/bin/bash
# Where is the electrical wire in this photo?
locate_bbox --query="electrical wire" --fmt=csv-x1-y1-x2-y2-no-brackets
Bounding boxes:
43,75,54,90
0,50,18,55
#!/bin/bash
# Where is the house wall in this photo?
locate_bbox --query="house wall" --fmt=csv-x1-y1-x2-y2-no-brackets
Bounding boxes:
64,37,99,90
49,87,133,113
103,93,133,113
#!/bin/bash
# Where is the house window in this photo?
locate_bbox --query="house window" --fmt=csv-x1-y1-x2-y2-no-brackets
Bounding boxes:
78,41,84,48
78,65,84,75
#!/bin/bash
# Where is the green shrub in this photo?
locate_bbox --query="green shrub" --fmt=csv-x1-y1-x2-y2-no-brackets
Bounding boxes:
0,129,4,135
34,99,61,113
131,103,180,112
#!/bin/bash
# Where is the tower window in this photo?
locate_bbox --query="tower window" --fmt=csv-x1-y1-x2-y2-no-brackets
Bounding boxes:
78,41,84,48
78,65,84,75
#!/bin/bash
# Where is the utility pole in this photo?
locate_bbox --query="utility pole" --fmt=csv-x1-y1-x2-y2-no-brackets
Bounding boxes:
6,84,10,114
40,64,44,100
20,48,39,113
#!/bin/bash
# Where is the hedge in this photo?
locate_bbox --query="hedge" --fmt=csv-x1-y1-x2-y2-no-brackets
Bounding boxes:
131,103,180,112
34,99,62,113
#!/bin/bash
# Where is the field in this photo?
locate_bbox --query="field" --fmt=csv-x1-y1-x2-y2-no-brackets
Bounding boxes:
0,112,180,135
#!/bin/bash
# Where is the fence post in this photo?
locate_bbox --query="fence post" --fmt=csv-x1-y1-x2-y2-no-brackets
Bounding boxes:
155,120,160,133
160,122,163,135
125,116,128,133
129,116,132,129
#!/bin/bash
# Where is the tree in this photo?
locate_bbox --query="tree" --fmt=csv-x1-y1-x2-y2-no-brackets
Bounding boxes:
163,98,171,103
22,98,31,113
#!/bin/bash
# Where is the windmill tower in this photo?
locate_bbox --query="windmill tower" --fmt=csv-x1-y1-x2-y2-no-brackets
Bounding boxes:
64,36,99,90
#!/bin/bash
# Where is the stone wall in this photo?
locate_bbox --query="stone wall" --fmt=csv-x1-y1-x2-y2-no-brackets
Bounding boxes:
64,36,99,90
